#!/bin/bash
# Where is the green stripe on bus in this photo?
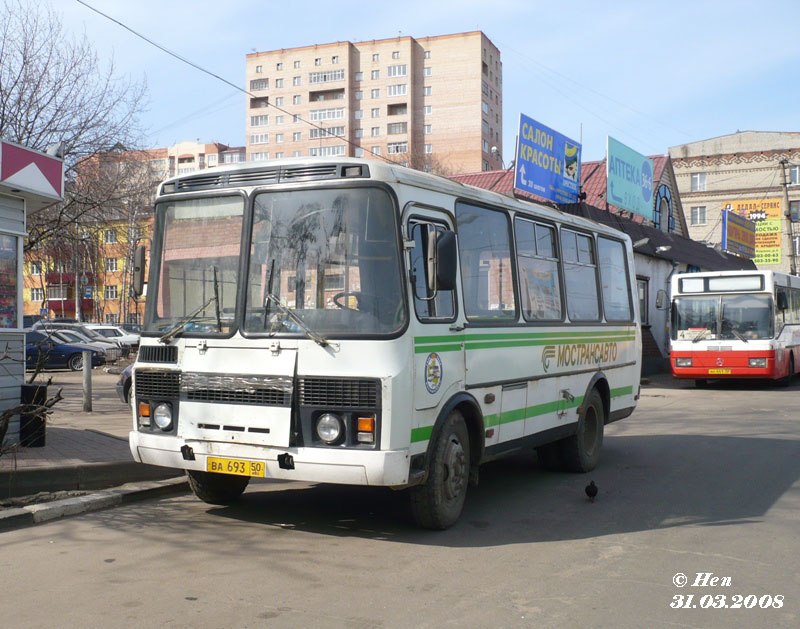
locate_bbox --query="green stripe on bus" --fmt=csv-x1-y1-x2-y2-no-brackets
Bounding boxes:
414,329,635,345
411,384,635,443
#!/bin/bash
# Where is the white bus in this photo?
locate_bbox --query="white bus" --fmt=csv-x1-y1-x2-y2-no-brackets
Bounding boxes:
129,158,641,529
670,270,800,386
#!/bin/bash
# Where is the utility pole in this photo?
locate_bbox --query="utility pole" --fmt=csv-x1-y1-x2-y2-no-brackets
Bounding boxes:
780,158,797,275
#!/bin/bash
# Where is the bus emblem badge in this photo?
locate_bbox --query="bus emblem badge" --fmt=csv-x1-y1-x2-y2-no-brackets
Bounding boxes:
424,352,443,394
716,357,724,367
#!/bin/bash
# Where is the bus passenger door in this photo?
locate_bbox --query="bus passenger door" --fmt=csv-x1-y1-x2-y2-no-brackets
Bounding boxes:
406,210,466,414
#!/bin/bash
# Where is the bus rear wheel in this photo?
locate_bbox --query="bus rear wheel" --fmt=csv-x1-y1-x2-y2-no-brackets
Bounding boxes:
559,389,604,473
187,470,250,505
409,410,470,530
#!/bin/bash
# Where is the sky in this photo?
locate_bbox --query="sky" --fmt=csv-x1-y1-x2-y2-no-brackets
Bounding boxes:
56,0,800,165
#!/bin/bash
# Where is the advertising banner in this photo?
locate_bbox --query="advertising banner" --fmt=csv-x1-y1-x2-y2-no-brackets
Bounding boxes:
725,199,782,265
514,114,581,204
606,136,654,220
721,210,756,258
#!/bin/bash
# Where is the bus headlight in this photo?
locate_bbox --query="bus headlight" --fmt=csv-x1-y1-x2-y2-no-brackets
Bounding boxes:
316,413,343,444
675,357,692,367
153,403,173,431
749,358,767,367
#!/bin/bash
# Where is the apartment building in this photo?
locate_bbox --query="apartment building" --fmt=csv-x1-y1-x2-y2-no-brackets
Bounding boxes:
669,131,800,272
245,31,503,174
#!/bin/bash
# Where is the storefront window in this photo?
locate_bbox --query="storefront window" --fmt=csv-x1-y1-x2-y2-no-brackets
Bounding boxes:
0,235,17,328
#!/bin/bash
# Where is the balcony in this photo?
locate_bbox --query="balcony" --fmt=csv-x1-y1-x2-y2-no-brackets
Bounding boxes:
45,272,95,285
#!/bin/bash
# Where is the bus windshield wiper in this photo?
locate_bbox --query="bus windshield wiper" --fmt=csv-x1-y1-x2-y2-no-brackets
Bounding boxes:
691,328,711,343
159,296,216,344
264,292,330,348
729,327,748,343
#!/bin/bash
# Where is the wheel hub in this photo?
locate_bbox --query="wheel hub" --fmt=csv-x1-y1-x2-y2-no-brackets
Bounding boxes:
442,435,466,501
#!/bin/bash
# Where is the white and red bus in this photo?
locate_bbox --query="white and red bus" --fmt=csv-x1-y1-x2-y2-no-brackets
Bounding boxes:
670,270,800,385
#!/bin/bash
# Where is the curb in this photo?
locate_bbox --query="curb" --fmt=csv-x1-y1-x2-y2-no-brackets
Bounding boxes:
0,462,183,499
0,477,189,532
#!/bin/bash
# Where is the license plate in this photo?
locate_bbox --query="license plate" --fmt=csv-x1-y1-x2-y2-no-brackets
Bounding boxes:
708,368,732,375
207,457,266,477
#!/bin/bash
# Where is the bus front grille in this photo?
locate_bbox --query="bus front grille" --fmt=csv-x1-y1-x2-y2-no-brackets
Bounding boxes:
139,345,178,363
136,371,181,399
298,377,380,409
182,373,292,407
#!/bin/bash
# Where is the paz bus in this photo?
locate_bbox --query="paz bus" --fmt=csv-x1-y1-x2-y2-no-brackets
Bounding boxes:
670,270,800,386
128,158,641,529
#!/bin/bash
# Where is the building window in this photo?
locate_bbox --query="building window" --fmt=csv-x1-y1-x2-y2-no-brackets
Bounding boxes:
482,100,489,114
424,144,432,154
371,146,381,156
275,97,284,106
250,115,268,126
104,285,118,300
654,184,673,231
387,84,407,96
387,141,408,154
104,229,117,244
424,50,431,59
372,53,379,62
355,90,363,100
275,115,284,124
105,257,118,272
424,105,432,115
275,133,284,143
637,278,649,325
790,200,800,222
47,284,67,300
387,122,407,134
371,69,380,80
309,126,344,139
309,145,346,157
371,88,380,99
275,152,284,159
424,67,432,77
424,124,432,134
293,94,301,105
354,109,363,119
293,114,300,122
251,152,269,161
355,128,363,138
315,57,321,66
250,79,268,90
276,62,283,71
255,65,262,73
790,165,800,185
309,69,345,84
275,78,284,88
371,108,380,118
690,206,707,225
105,313,119,324
691,172,706,192
293,151,301,157
294,60,300,69
371,127,380,137
483,139,489,153
31,287,44,301
355,148,364,157
309,107,345,121
331,55,338,64
293,76,301,86
423,86,432,96
30,261,42,275
392,51,400,59
388,64,407,77
293,132,301,141
355,71,363,81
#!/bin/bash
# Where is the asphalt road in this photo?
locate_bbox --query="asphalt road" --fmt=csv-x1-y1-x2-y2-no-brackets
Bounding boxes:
2,374,799,627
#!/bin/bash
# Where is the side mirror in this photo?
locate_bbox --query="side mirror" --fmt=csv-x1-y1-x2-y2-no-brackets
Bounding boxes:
777,291,789,311
132,244,146,298
655,289,667,310
427,230,457,293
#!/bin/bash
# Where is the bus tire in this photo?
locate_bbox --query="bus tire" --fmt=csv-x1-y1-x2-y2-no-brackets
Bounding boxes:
559,389,604,473
409,410,470,530
187,470,250,505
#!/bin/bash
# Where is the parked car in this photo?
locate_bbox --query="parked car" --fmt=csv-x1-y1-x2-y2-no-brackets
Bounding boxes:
25,330,105,371
117,363,133,405
85,323,140,350
33,321,131,358
33,322,124,362
49,329,122,363
121,323,142,334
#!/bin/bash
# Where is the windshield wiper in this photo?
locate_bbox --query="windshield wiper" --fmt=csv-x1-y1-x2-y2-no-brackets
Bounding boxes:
264,293,330,348
729,328,748,343
159,296,216,344
691,328,712,343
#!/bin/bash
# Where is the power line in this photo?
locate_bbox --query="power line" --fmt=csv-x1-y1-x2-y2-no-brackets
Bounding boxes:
75,0,397,165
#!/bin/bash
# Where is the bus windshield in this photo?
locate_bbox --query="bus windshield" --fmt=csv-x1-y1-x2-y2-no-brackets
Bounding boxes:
244,187,406,337
673,294,773,341
146,196,244,334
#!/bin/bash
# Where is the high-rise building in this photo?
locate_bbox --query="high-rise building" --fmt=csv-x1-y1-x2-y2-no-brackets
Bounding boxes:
245,31,503,174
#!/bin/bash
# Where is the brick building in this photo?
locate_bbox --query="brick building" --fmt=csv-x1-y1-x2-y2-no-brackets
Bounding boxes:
245,31,503,174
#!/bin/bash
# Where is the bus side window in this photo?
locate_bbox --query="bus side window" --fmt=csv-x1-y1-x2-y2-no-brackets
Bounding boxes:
410,222,455,320
514,218,562,321
561,229,600,321
598,237,633,322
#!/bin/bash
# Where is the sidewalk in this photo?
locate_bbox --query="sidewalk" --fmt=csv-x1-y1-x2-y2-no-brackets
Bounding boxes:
0,369,181,499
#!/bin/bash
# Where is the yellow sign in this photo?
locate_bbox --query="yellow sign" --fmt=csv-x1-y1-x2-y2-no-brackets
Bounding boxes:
726,198,782,264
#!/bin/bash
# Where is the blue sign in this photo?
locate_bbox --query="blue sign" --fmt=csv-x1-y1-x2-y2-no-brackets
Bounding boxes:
606,137,654,219
514,114,581,204
39,308,48,317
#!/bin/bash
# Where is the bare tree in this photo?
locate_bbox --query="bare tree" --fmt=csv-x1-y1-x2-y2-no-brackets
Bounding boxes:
0,0,149,252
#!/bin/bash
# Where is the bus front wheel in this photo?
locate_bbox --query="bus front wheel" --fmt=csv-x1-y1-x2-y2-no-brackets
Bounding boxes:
559,389,604,473
409,410,470,530
187,470,250,505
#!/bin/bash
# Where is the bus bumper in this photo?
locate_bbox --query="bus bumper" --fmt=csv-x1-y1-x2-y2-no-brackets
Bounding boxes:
129,431,411,487
670,349,781,379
